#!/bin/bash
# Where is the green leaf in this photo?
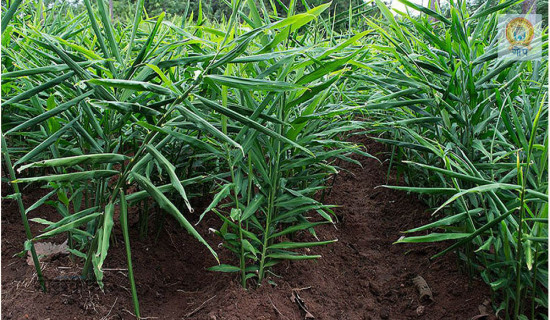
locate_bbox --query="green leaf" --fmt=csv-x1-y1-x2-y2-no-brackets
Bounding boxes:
199,183,234,224
397,0,450,24
95,202,115,271
13,118,78,166
87,79,174,96
1,0,23,33
270,239,337,249
267,253,321,260
433,183,520,215
18,154,128,172
42,207,99,232
241,194,265,220
131,172,218,262
432,207,519,259
467,0,523,20
242,239,258,256
395,233,470,243
176,104,243,153
230,208,242,221
3,72,75,106
36,212,102,240
194,95,314,156
13,170,118,183
269,222,329,239
296,51,358,85
205,75,302,92
95,0,122,63
145,144,193,213
404,209,482,233
90,100,161,116
208,264,240,272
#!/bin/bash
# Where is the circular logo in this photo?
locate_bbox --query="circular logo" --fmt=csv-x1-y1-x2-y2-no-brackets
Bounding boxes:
506,17,534,48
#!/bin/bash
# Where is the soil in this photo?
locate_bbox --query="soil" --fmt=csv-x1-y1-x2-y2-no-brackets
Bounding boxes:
1,136,491,320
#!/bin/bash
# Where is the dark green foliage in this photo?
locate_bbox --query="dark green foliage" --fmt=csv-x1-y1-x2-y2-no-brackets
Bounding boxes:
358,0,548,318
1,0,547,319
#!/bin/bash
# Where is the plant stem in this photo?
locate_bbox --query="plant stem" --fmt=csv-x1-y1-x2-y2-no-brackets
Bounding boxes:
227,149,246,288
258,92,285,284
514,182,526,318
119,189,140,319
1,134,46,292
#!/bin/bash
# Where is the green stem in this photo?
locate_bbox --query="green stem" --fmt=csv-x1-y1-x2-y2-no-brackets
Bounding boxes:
1,134,46,292
514,150,533,318
82,232,98,279
120,189,140,319
246,153,252,231
514,191,525,318
257,186,275,284
238,217,246,288
258,144,280,284
258,93,285,285
227,149,246,288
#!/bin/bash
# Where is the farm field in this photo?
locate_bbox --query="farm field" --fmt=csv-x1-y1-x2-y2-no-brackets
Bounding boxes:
2,137,490,319
1,0,548,319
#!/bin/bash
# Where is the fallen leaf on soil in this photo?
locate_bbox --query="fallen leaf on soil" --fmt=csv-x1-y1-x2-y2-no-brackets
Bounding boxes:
291,289,314,319
412,275,433,302
27,240,68,265
471,299,497,320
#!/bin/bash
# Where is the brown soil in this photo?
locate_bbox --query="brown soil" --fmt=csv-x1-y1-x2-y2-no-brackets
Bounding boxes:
1,136,490,320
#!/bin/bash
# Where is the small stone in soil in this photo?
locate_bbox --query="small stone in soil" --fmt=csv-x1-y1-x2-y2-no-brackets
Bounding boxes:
416,305,425,316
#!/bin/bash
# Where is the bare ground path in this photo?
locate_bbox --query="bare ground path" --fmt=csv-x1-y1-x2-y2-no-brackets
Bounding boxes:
2,136,490,319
